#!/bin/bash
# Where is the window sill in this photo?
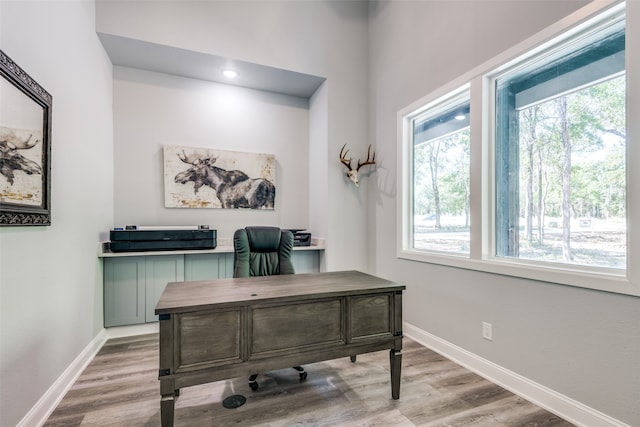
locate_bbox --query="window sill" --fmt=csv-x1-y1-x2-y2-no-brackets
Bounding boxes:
398,248,639,297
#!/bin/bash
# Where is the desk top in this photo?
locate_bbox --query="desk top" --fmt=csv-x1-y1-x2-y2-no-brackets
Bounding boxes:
155,270,405,315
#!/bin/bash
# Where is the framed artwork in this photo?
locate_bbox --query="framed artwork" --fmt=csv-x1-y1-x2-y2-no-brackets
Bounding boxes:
0,50,52,226
163,145,276,209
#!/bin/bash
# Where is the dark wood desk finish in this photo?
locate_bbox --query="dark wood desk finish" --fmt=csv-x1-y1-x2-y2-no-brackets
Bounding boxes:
155,270,405,427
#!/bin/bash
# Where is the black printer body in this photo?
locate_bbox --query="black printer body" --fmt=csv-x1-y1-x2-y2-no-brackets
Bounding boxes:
286,229,311,247
109,229,217,252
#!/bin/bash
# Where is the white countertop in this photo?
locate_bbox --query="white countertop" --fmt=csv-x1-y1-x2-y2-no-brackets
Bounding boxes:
98,237,325,258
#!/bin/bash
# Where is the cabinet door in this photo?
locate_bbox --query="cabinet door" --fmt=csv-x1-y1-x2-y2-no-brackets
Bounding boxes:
292,251,320,273
104,257,145,327
184,253,227,281
222,253,234,278
145,255,184,322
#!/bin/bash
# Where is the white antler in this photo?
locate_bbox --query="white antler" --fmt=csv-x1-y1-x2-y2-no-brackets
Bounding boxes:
177,150,212,166
339,144,376,187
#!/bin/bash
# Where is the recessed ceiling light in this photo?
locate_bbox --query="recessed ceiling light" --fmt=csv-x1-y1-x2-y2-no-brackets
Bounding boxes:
223,69,238,79
455,114,466,121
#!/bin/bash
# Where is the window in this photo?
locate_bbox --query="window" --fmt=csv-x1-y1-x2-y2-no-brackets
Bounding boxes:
493,10,625,270
398,1,638,295
410,88,470,255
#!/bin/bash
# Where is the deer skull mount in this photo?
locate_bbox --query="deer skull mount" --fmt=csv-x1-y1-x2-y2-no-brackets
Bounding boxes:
339,144,376,187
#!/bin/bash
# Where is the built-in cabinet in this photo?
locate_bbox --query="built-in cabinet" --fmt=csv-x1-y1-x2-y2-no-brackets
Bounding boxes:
104,256,146,326
144,255,184,323
102,248,323,327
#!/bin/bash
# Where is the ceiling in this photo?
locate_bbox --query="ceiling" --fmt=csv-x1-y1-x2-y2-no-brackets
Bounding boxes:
98,33,326,98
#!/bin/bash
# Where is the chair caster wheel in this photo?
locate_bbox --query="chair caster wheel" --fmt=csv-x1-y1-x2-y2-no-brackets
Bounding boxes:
299,372,308,381
249,381,259,391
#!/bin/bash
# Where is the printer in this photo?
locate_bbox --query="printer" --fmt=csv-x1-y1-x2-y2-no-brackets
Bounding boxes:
287,229,311,247
108,225,216,252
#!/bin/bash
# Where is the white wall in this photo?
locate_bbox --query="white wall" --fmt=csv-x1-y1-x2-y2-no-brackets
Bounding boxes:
368,1,639,425
97,0,371,271
5,1,636,426
0,1,114,426
113,66,310,237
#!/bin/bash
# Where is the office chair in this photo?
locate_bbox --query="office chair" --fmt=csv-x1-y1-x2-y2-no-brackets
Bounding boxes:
233,226,307,391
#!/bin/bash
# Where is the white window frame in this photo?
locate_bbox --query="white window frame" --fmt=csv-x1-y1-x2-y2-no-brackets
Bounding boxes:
404,83,471,257
397,0,640,296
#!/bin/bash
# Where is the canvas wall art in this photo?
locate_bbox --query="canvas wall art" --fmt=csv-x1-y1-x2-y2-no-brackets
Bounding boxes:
163,145,276,209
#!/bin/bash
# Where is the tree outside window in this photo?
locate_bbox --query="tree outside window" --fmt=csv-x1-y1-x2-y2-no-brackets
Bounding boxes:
412,93,470,255
495,18,626,269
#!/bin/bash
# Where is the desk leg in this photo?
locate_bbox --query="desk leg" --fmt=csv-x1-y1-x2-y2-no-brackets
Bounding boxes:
158,314,175,426
160,378,176,427
389,349,402,400
161,392,175,427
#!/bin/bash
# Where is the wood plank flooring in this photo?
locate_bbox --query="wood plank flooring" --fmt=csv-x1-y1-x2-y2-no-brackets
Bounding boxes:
44,334,574,426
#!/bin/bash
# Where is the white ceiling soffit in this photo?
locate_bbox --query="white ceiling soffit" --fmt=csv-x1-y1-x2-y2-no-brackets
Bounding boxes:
98,33,325,98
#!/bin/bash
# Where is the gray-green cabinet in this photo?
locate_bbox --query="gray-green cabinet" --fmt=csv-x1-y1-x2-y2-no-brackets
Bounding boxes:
103,250,321,327
104,256,146,327
291,250,320,273
145,255,184,323
184,252,233,281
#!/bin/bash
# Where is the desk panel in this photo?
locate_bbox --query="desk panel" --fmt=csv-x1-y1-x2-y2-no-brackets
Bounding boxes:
251,298,344,355
176,309,243,372
350,294,392,340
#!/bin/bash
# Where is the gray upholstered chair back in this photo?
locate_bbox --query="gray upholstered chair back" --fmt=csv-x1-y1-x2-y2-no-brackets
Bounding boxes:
233,226,295,278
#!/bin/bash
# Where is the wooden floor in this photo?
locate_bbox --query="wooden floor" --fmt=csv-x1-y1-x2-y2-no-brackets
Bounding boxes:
44,334,574,426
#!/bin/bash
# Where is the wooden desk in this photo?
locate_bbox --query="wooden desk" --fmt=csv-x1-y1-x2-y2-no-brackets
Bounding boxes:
155,270,405,427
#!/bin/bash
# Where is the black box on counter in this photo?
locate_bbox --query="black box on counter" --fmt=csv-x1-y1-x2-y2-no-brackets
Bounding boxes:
108,228,216,252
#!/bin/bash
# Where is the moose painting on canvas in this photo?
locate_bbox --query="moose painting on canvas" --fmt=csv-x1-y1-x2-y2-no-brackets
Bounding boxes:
163,145,276,209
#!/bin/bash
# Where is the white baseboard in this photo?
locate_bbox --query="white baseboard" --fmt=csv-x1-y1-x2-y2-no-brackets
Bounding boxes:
105,322,159,339
18,323,159,427
403,322,630,427
17,329,109,427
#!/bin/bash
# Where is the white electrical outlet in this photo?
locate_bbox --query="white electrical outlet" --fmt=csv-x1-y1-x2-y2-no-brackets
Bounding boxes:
482,322,493,341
